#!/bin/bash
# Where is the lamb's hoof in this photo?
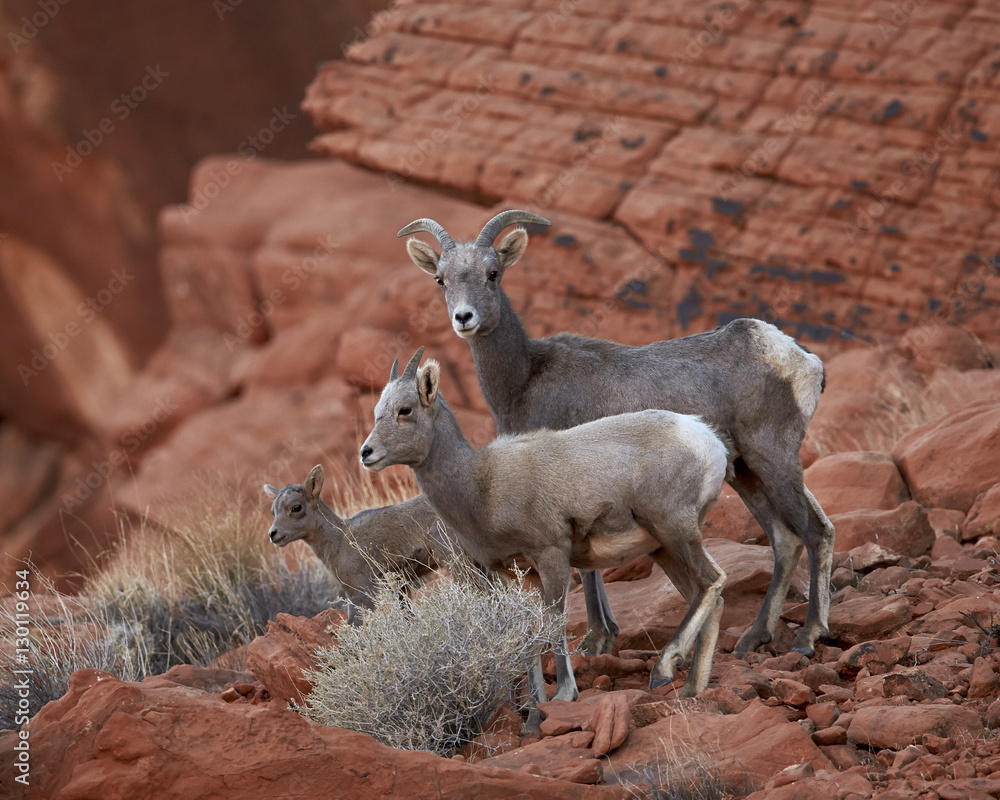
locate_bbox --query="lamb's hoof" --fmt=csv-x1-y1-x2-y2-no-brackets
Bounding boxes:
524,707,544,734
648,673,673,691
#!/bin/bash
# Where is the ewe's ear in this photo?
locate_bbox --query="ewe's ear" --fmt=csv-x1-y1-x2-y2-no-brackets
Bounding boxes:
406,239,440,276
495,229,528,272
263,484,279,500
304,464,324,502
417,360,441,408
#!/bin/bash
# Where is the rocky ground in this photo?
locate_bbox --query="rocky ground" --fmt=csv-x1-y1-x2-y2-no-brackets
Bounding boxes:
2,327,998,799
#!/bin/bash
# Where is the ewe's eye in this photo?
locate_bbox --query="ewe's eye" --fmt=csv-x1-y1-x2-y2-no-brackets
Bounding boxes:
435,276,444,287
488,270,498,282
291,504,303,513
399,407,412,417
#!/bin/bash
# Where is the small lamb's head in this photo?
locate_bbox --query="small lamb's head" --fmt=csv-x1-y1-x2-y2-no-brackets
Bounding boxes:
361,347,439,471
263,464,324,546
399,211,550,338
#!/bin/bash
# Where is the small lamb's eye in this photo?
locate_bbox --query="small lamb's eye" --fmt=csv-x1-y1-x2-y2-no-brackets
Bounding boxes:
291,504,303,513
399,407,412,416
488,270,498,282
435,276,444,287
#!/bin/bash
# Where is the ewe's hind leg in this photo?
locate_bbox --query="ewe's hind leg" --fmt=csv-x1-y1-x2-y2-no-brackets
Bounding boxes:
730,459,833,657
648,540,725,695
793,488,834,654
579,569,620,656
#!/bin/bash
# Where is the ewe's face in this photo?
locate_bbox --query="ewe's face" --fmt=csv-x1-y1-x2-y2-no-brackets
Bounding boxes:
405,231,528,339
361,362,440,471
267,486,314,546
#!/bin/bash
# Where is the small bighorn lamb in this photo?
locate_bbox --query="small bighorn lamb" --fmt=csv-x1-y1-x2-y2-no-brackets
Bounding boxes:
264,464,447,625
398,211,835,659
361,348,732,706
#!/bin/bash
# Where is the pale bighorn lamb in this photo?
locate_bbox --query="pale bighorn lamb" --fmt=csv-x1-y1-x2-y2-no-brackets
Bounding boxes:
264,464,447,625
360,348,731,707
398,211,835,659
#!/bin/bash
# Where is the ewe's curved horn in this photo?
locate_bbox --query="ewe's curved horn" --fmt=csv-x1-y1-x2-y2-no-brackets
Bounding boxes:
389,358,400,381
475,211,551,247
401,346,425,381
397,219,456,251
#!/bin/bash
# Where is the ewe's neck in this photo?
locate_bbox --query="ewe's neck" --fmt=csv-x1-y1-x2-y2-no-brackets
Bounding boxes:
310,499,347,564
468,291,534,430
412,399,481,535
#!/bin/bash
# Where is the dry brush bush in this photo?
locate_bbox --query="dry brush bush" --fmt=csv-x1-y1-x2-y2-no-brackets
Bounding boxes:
302,566,565,755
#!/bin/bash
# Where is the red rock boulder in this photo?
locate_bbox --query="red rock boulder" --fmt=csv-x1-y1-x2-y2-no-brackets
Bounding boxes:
893,401,1000,512
830,501,936,556
804,451,910,516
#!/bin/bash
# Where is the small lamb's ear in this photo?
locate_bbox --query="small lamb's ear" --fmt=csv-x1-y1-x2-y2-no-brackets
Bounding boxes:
304,464,324,501
263,484,279,500
406,239,440,276
495,229,528,272
417,361,441,408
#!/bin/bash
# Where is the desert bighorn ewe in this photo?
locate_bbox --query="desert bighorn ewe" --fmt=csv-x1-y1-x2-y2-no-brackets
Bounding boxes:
361,348,731,706
264,464,447,625
398,211,835,659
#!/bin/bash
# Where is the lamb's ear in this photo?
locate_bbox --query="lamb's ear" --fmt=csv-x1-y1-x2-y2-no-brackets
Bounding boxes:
417,360,441,408
495,229,528,273
263,484,279,500
406,239,440,276
304,464,324,501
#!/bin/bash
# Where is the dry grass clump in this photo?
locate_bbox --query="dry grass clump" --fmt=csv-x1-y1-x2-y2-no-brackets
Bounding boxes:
0,497,334,729
302,566,563,755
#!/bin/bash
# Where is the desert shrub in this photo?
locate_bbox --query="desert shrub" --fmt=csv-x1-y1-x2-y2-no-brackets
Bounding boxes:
302,568,563,755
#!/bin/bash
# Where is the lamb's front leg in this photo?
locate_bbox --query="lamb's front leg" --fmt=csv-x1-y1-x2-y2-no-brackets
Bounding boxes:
579,569,619,655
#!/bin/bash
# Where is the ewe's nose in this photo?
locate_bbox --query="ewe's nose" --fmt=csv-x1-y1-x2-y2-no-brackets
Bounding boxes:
268,529,279,542
360,445,373,460
454,310,474,325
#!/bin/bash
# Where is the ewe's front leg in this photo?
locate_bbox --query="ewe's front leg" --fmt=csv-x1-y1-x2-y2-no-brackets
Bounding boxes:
579,569,620,656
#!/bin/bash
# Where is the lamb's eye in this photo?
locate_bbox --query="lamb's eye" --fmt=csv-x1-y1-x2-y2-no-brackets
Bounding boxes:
488,270,498,282
291,504,303,513
399,407,412,416
435,276,444,287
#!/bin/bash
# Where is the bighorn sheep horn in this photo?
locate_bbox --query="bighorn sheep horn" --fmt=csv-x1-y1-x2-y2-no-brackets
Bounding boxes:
397,218,456,251
401,346,425,381
475,211,551,247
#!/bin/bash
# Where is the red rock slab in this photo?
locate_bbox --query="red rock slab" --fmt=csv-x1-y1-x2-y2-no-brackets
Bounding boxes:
962,484,1000,541
893,401,1000,513
804,450,910,516
0,670,628,800
784,593,913,646
603,699,833,790
742,769,873,800
909,594,1000,637
848,704,984,751
479,730,604,784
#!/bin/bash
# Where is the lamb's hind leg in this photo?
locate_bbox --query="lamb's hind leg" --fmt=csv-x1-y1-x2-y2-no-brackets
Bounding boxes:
579,569,620,655
648,537,726,695
534,547,579,703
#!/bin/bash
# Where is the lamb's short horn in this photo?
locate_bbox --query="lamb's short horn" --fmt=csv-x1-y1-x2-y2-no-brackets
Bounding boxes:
397,219,456,251
389,358,400,381
475,211,551,247
401,346,426,381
